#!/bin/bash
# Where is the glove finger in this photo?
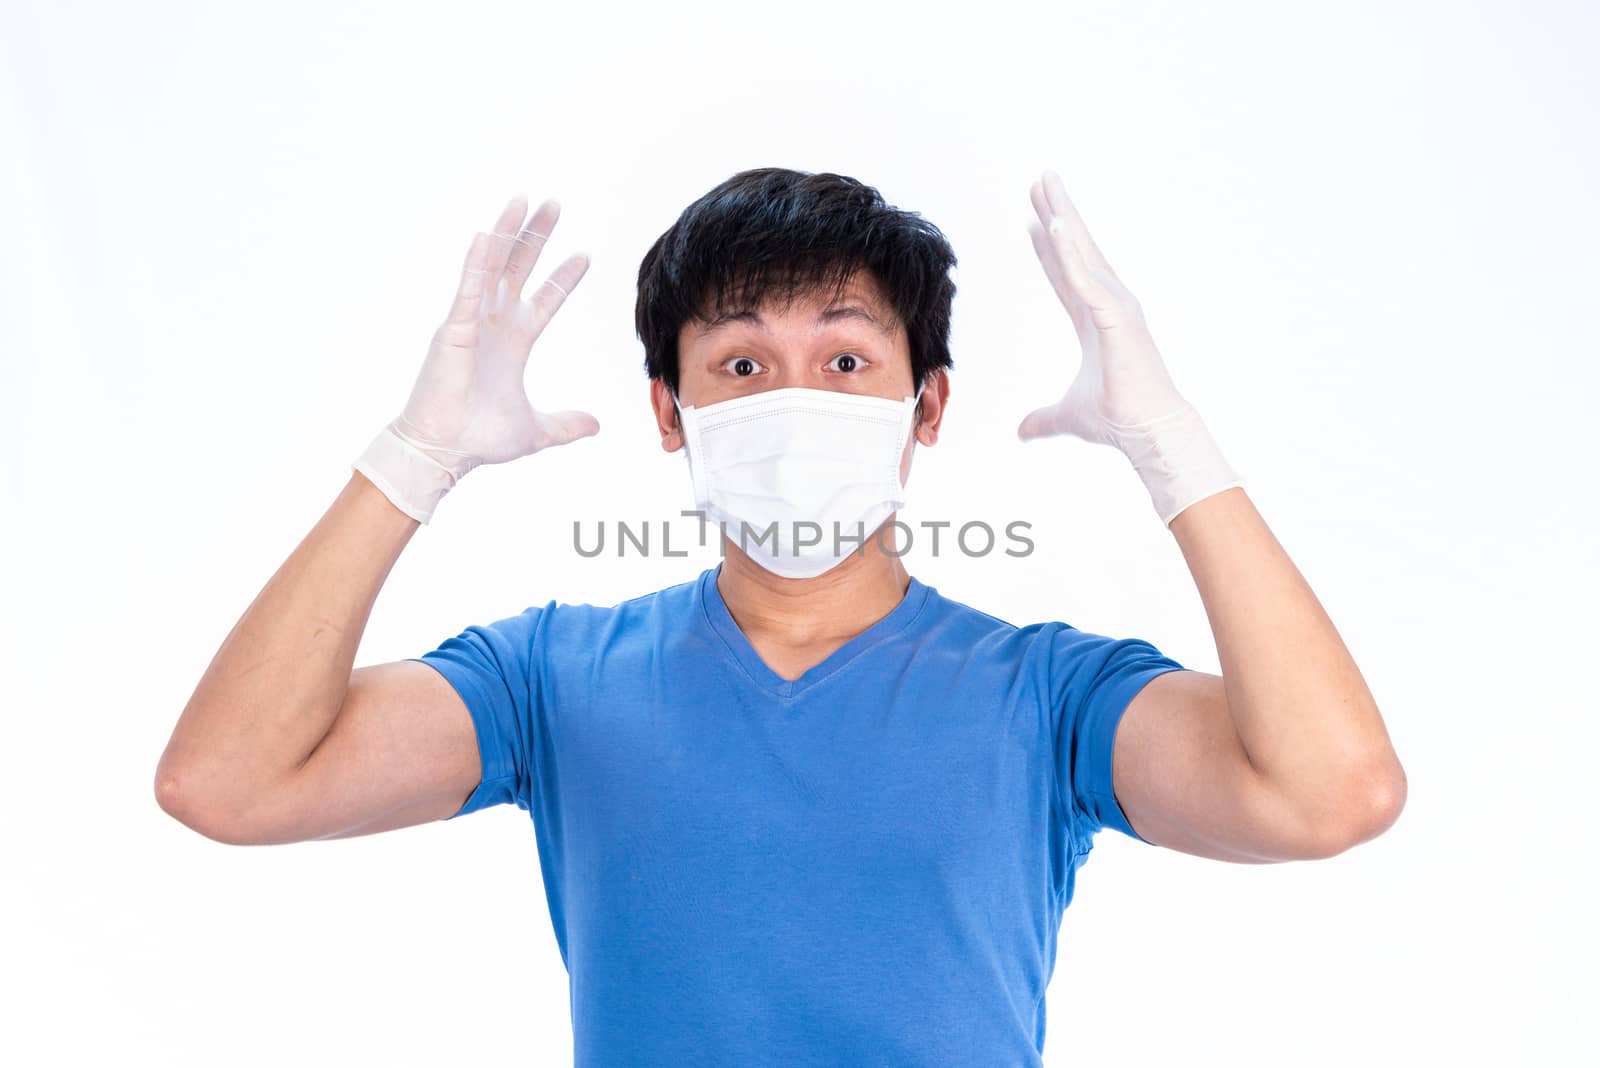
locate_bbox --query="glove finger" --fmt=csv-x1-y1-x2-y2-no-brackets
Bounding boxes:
1016,402,1063,441
1028,175,1056,237
444,232,491,326
1047,219,1115,314
536,408,601,447
1028,219,1078,315
520,252,592,355
503,199,560,299
1040,170,1116,278
479,194,529,312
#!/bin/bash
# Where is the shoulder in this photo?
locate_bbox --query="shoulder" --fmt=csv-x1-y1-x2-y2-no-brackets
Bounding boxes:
913,580,1070,661
527,569,706,648
546,571,699,616
915,581,1169,673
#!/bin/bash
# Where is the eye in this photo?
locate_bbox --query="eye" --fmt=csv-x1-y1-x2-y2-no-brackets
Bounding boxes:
722,355,762,377
826,352,866,373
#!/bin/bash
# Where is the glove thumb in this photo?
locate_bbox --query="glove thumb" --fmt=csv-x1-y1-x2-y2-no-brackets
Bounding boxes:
1017,403,1065,441
537,409,602,449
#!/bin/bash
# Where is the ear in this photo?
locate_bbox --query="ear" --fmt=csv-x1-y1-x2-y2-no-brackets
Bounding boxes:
912,368,950,446
651,378,684,452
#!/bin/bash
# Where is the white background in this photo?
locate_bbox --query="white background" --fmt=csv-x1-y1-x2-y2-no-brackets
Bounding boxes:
3,1,1595,1064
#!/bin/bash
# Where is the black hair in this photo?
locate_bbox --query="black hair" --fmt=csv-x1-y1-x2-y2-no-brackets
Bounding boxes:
635,167,957,396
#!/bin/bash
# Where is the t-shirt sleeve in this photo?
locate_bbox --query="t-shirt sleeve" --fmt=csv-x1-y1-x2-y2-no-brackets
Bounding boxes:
1049,623,1187,848
407,605,545,819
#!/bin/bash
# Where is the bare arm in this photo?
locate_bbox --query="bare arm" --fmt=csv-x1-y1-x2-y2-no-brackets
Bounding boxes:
153,473,480,844
1018,170,1405,862
154,193,595,845
1113,489,1406,862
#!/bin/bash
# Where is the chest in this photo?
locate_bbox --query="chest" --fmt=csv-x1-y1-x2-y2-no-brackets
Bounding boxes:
545,667,1055,900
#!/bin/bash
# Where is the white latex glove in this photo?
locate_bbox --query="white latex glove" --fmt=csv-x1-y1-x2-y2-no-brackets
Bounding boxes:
1017,170,1243,526
352,194,598,523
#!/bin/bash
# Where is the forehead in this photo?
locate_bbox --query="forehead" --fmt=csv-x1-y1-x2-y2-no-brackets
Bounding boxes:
802,271,890,314
688,270,899,342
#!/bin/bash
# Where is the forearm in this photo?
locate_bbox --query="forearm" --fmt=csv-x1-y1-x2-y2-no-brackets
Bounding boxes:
156,471,418,821
1167,487,1405,836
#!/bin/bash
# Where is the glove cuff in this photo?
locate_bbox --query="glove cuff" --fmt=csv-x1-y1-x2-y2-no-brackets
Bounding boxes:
1107,404,1245,527
351,423,459,525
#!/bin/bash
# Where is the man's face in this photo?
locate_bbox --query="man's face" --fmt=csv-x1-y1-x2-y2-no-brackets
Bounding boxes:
652,270,947,484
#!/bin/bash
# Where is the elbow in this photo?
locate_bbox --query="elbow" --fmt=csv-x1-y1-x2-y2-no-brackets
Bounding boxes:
153,762,259,847
154,758,192,824
1308,757,1408,859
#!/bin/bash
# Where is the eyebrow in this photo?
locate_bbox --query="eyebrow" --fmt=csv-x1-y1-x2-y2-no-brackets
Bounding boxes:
695,303,894,339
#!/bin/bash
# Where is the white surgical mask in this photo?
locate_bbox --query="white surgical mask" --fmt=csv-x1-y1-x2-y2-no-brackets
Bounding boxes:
674,385,922,579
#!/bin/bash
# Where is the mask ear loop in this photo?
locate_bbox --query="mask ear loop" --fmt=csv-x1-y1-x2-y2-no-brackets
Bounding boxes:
889,383,922,500
669,387,686,433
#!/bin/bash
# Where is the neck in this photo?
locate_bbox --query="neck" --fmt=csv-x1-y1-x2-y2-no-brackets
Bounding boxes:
715,519,913,651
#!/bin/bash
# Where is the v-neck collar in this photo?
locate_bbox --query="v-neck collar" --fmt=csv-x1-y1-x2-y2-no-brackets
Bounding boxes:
697,562,931,699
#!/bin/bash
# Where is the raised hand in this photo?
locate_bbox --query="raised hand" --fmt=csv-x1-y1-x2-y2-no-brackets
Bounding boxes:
1017,170,1188,444
353,195,598,523
1017,170,1243,526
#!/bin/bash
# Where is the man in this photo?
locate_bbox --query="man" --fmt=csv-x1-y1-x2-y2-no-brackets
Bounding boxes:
155,167,1406,1066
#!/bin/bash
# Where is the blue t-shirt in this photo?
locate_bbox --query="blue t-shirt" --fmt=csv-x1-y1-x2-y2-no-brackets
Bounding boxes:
412,563,1185,1066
